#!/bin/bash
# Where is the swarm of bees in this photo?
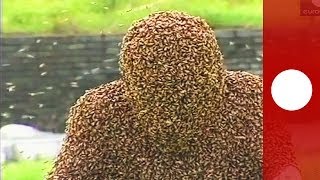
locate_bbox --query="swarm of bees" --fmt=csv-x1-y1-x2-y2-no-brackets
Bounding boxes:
47,11,295,180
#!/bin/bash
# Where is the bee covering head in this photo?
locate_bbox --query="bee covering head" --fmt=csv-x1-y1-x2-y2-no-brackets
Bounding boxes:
120,11,227,138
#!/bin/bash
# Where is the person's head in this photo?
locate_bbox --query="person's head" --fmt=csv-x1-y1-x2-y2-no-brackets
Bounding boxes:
119,11,227,143
120,11,226,102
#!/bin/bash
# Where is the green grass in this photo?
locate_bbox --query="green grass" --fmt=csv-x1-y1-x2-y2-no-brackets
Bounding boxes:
2,159,53,180
3,0,262,36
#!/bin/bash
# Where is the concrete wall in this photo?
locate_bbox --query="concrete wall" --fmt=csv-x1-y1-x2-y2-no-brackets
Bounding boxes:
0,29,262,132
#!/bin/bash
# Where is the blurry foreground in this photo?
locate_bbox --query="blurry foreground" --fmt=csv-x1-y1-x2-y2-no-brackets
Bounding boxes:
1,124,63,180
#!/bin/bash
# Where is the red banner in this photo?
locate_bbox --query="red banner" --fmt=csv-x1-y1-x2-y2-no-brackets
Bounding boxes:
264,0,320,179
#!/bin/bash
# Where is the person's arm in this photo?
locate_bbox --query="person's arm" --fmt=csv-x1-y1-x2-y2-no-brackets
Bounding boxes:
46,82,122,179
225,71,300,179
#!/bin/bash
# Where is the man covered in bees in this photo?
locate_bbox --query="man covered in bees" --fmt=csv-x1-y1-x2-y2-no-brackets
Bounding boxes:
47,11,298,179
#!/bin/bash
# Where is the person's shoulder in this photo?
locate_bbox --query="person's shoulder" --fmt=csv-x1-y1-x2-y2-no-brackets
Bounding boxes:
77,79,126,105
224,70,262,95
67,80,130,128
222,71,262,115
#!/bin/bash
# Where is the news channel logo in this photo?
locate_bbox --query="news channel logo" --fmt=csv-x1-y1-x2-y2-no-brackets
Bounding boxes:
301,0,320,15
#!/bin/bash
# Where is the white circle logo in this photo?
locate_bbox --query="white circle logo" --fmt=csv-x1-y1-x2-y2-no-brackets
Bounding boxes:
271,69,313,111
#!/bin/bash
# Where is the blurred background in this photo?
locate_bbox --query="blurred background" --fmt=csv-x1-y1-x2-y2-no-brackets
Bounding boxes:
1,0,262,179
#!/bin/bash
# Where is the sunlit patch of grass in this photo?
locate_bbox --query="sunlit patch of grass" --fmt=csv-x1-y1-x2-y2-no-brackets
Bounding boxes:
2,159,53,180
3,0,262,35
